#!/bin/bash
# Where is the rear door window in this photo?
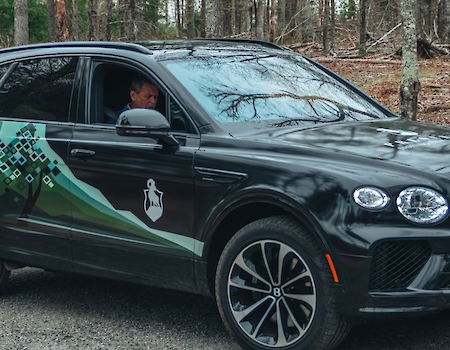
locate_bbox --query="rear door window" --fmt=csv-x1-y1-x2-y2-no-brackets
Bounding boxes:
0,57,78,122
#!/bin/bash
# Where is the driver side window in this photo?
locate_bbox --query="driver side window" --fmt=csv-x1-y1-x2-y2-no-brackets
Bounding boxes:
91,63,195,134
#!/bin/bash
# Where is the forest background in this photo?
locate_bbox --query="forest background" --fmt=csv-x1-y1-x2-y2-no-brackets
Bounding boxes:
1,0,449,123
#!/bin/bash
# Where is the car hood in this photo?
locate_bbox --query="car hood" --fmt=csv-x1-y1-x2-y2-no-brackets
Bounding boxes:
260,119,450,174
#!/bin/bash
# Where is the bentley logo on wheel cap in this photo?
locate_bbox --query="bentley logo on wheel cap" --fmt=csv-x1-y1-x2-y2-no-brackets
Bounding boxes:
143,179,163,222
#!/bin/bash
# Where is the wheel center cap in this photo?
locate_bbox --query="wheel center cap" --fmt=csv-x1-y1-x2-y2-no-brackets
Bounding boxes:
273,287,282,298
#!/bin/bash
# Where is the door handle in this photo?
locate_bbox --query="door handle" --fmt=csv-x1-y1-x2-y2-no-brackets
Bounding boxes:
70,149,96,157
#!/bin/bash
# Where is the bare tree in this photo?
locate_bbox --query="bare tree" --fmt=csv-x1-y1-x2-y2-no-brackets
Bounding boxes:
56,0,70,41
358,0,368,56
176,0,182,35
205,0,224,37
223,0,234,36
88,0,99,40
276,0,286,43
47,0,57,42
323,0,330,52
132,0,142,40
416,0,436,40
186,0,195,38
302,0,314,43
105,0,113,40
200,0,206,37
330,0,335,50
235,0,251,37
14,0,28,46
399,0,420,120
72,0,79,40
256,0,266,39
438,0,450,43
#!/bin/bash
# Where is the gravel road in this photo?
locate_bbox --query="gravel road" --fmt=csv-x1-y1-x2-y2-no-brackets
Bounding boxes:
1,267,450,350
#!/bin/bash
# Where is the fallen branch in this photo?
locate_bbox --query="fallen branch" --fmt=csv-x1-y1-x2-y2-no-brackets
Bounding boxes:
285,42,314,50
314,57,402,64
368,23,402,50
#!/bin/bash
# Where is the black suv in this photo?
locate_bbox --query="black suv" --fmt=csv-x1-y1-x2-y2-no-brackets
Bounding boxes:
1,40,450,350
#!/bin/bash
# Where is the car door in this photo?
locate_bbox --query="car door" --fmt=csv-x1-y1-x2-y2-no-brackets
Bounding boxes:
0,55,79,271
68,57,201,291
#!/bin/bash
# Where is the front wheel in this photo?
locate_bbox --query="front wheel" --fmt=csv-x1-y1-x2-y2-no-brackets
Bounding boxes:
215,216,351,350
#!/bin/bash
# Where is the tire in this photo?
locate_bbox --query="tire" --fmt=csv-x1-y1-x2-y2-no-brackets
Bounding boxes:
215,216,351,350
0,262,10,292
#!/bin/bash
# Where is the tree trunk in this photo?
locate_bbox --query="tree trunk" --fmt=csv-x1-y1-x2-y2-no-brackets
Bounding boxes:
105,0,113,40
205,0,224,37
200,0,206,37
231,0,236,35
438,0,450,43
133,0,142,40
302,0,314,42
176,0,181,35
330,0,335,51
14,0,28,46
118,0,125,40
164,0,169,27
223,0,234,36
318,0,323,42
186,0,195,38
358,0,367,57
129,0,135,39
72,0,79,40
47,0,57,42
269,0,275,42
235,0,251,37
416,0,435,39
256,0,265,39
399,0,420,121
88,0,99,40
56,0,69,41
323,0,329,53
276,0,286,43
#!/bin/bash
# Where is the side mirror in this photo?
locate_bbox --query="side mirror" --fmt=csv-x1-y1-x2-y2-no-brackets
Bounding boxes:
116,109,179,147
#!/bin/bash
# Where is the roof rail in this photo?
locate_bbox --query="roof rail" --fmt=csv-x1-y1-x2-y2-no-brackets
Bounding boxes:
136,38,284,51
0,41,152,55
200,38,284,50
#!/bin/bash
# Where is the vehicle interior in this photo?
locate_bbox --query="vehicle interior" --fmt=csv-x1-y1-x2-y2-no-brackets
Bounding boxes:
91,65,165,125
90,64,195,134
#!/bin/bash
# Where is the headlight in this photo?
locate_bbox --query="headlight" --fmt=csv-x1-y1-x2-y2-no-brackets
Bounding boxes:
353,187,390,210
396,187,449,224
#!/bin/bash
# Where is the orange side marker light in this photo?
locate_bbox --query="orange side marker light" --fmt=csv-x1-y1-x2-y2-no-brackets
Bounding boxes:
325,253,339,283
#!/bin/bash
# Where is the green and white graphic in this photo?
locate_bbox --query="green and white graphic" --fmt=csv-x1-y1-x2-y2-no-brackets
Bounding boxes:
0,121,203,257
0,123,61,218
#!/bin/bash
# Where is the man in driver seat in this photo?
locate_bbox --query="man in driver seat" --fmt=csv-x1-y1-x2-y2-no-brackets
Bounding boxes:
108,77,159,124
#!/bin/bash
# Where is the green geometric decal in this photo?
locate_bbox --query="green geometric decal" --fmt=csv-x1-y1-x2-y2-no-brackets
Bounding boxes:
0,121,204,257
0,123,60,217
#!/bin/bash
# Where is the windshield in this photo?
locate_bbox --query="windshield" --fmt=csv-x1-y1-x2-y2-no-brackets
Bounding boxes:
163,50,390,128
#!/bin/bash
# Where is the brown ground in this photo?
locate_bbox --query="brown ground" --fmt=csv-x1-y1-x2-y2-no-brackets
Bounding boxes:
302,53,450,125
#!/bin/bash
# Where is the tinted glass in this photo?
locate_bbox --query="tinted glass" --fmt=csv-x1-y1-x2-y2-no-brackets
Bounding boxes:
0,64,10,82
163,50,389,128
0,57,78,122
169,96,195,133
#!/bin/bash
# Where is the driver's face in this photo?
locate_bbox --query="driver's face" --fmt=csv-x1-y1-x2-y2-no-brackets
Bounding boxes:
130,83,159,109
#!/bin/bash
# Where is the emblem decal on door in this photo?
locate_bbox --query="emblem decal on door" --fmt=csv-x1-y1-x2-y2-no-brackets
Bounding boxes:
143,179,164,222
